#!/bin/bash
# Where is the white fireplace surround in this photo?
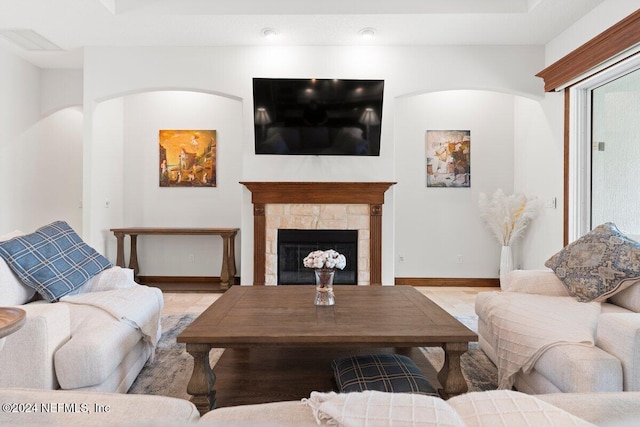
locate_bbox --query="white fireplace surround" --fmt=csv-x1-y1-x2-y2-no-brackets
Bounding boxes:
265,204,370,285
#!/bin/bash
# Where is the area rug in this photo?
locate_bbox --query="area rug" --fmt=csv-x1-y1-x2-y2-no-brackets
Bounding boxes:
128,314,497,399
128,314,224,400
420,315,498,393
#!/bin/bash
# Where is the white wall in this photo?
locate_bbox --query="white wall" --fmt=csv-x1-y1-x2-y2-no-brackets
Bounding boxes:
82,45,545,284
116,91,243,275
0,47,84,235
513,95,565,267
0,48,40,233
40,69,83,117
544,0,640,65
395,90,517,278
87,98,125,254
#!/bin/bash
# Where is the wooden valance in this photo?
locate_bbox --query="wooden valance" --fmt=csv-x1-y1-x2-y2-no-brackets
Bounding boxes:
536,9,640,92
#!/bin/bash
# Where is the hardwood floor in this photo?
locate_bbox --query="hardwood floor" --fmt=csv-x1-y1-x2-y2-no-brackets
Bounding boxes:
161,286,497,317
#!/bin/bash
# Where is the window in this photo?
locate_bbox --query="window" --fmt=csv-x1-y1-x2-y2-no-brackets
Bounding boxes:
569,54,640,241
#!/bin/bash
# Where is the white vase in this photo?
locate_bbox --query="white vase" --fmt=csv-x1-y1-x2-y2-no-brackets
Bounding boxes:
499,245,514,283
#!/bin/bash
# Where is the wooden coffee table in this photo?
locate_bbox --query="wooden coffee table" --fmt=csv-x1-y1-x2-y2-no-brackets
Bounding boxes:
177,285,477,414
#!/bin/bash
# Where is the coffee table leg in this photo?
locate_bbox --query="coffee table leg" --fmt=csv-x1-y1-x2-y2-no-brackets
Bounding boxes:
438,342,468,397
186,343,217,414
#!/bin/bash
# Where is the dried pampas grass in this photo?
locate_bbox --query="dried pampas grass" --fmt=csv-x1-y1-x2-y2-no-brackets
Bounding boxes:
478,189,540,246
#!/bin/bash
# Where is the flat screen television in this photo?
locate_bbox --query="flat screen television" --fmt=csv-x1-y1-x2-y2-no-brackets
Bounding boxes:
253,78,384,156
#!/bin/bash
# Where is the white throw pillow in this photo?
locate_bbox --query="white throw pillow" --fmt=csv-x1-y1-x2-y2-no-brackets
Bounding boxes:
305,391,466,427
0,230,36,305
448,390,595,427
501,269,570,297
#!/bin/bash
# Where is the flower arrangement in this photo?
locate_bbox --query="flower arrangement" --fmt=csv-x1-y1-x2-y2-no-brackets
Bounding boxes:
303,249,346,270
478,189,540,246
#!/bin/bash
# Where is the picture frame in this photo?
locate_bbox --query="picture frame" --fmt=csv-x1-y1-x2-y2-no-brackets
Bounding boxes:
159,129,217,187
426,130,470,188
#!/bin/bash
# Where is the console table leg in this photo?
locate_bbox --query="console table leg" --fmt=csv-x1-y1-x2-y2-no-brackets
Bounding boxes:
228,234,236,286
186,343,217,414
220,235,231,290
114,232,125,267
129,234,139,278
438,342,469,398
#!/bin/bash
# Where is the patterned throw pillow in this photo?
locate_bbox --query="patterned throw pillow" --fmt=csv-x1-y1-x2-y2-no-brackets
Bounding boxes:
545,223,640,302
0,221,112,302
332,354,438,396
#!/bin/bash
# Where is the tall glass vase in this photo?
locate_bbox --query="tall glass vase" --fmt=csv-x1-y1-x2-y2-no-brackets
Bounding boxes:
314,268,335,306
499,245,514,284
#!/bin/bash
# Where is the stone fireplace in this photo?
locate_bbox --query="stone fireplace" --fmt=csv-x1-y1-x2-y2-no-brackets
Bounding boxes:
241,182,395,286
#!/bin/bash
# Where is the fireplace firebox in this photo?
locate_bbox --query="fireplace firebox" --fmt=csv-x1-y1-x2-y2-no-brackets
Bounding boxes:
277,229,358,285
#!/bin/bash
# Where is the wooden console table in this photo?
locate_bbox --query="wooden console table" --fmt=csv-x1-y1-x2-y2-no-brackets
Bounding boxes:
110,227,238,290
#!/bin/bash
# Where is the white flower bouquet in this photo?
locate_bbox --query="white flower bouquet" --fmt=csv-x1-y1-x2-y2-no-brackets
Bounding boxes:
303,249,346,270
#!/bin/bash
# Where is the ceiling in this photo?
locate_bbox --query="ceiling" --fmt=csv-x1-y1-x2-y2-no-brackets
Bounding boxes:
0,0,605,69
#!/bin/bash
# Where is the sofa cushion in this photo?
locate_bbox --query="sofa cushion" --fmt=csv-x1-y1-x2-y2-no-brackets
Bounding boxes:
305,390,466,427
500,269,570,296
545,222,640,302
0,230,36,305
332,354,438,395
448,390,595,427
0,221,112,302
528,343,623,393
201,400,318,426
54,304,143,389
0,387,199,426
608,281,640,313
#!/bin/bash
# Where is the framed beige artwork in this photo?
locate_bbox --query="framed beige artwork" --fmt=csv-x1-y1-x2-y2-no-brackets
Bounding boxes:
426,130,470,188
159,129,217,187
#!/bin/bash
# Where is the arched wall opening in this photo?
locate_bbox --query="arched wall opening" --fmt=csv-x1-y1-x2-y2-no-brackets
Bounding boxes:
1,106,84,234
88,90,243,279
393,89,561,281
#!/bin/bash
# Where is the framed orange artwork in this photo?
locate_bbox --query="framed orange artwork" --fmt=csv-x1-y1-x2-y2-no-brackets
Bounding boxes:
159,129,217,187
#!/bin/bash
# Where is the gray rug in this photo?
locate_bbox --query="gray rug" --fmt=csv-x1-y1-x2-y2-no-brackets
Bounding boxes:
420,315,498,393
128,314,224,400
128,314,497,399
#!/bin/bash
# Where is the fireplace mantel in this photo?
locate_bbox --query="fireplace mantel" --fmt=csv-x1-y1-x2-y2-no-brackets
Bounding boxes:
241,182,395,286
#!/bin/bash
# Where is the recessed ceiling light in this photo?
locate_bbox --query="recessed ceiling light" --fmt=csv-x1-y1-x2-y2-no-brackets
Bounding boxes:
359,28,376,40
262,28,277,39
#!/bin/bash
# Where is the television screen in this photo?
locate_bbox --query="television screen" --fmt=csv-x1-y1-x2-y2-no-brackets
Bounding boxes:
253,78,384,156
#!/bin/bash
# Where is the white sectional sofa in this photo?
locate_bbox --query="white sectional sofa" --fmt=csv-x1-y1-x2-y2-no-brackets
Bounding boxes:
2,387,640,426
476,269,640,394
0,266,163,393
0,224,163,393
476,224,640,394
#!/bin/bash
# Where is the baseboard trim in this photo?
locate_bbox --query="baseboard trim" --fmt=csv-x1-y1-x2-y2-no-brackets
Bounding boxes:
137,275,239,293
395,277,499,287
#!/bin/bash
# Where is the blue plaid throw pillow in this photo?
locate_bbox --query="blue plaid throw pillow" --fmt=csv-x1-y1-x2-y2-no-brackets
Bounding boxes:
332,354,438,396
0,221,112,302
